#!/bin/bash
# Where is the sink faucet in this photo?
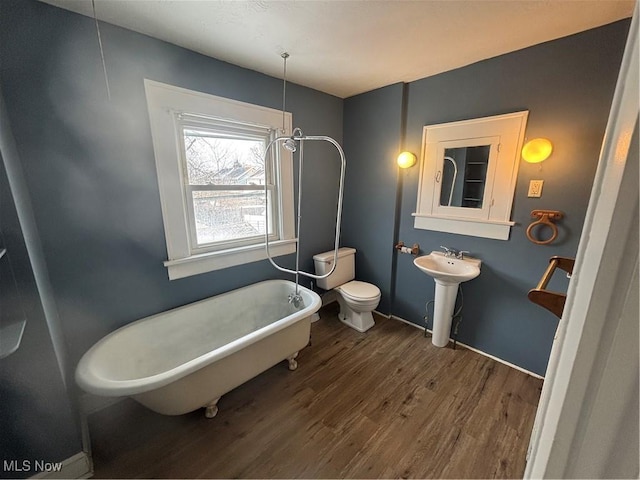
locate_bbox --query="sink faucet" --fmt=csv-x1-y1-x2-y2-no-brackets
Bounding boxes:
440,245,459,258
440,246,470,259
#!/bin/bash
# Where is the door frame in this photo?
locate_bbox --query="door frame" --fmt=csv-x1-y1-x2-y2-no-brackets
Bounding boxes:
524,4,639,477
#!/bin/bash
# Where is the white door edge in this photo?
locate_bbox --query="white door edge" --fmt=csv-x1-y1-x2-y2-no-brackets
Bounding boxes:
524,5,639,478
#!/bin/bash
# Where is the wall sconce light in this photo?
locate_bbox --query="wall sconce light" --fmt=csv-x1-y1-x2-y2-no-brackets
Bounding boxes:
522,138,553,163
397,151,417,168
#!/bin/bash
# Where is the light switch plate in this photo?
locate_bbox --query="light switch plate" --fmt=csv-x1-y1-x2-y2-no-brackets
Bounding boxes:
528,180,544,197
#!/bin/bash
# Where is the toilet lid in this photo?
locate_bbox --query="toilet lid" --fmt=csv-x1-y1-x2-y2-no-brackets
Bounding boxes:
338,281,381,300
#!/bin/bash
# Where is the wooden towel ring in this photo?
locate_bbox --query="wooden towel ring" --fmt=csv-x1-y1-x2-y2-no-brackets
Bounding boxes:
526,210,563,245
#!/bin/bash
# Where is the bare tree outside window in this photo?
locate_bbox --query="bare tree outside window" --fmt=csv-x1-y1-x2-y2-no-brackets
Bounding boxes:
182,130,273,246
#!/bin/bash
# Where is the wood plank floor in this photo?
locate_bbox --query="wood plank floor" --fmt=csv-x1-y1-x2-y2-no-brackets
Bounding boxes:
88,304,543,479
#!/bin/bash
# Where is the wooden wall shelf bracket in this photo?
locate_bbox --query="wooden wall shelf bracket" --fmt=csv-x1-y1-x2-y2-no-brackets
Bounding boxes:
528,256,575,318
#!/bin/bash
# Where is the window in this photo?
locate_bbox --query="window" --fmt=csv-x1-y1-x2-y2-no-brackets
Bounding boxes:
180,118,277,250
145,80,295,279
413,111,529,240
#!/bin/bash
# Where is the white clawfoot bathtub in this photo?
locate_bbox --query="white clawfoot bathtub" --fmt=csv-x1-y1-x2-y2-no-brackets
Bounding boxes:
75,280,321,418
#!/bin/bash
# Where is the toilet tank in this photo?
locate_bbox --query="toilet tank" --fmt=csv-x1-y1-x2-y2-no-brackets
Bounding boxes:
313,247,356,290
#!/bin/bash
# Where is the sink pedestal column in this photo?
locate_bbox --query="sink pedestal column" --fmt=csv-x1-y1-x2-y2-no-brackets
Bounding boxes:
432,280,458,347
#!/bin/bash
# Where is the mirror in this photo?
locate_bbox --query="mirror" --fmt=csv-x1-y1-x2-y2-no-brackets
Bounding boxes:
438,145,491,208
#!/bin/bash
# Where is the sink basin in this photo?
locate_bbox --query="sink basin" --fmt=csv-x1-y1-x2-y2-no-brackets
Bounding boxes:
414,251,481,285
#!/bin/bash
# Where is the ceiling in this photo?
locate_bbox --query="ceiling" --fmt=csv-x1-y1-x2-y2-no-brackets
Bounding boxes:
39,0,635,98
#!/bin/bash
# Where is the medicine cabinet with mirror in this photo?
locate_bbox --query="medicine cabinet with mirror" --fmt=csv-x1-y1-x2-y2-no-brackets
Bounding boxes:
413,111,528,240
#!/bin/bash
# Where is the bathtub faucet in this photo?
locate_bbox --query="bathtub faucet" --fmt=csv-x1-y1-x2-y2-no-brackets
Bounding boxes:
288,292,304,308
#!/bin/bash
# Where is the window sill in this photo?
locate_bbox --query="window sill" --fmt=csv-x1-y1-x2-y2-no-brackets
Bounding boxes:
164,239,297,280
412,213,514,240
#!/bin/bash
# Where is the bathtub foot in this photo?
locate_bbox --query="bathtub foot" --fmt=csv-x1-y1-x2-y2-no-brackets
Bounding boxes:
204,398,220,419
287,352,299,371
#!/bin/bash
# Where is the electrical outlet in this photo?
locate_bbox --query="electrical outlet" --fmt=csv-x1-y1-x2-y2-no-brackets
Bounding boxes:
528,180,544,198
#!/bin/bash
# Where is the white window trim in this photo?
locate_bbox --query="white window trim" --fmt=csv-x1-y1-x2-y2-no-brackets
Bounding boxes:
414,111,528,240
144,79,295,279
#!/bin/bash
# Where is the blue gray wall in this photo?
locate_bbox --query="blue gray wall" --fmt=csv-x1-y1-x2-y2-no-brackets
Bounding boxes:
342,84,404,312
0,0,343,369
0,95,81,475
343,20,630,375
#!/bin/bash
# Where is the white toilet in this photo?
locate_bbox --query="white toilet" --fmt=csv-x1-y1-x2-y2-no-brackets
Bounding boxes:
313,247,381,332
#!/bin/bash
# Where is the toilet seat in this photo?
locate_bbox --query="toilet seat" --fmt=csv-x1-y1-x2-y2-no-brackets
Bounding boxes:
337,281,381,302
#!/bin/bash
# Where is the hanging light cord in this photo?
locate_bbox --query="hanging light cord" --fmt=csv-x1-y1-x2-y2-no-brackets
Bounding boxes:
92,0,111,100
281,52,289,134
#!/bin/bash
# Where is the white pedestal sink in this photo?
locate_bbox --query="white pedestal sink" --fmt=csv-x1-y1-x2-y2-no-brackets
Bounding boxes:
414,251,481,347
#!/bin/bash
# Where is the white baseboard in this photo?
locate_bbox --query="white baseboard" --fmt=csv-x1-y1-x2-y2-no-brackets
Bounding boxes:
389,314,544,380
31,452,92,479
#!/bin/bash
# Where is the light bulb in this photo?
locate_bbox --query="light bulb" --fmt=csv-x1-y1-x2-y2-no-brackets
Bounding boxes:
522,138,553,163
397,151,417,168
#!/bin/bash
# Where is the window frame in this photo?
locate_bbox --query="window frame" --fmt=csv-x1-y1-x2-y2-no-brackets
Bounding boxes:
178,117,279,253
144,80,296,279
